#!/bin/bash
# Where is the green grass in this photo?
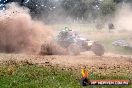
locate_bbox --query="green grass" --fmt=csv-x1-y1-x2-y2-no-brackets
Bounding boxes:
0,64,80,88
0,64,131,88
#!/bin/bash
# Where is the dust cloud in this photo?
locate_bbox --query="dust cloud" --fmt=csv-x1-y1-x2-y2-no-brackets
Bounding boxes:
0,3,53,54
114,4,132,31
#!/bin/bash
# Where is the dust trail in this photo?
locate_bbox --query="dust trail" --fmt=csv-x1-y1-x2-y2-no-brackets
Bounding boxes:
0,3,53,54
114,4,132,31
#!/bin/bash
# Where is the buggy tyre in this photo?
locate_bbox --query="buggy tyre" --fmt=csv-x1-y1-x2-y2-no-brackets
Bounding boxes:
91,42,104,56
67,43,80,55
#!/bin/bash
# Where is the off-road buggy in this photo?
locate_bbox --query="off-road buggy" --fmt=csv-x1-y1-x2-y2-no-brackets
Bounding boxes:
112,39,132,49
41,27,105,56
56,27,104,56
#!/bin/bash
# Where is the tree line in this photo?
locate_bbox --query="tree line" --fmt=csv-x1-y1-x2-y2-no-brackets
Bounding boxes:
2,0,132,23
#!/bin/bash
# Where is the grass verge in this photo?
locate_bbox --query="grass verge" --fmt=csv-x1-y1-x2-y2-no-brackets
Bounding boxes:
0,63,131,88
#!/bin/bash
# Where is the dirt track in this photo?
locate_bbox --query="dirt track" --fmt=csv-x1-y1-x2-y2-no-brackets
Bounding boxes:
0,52,132,69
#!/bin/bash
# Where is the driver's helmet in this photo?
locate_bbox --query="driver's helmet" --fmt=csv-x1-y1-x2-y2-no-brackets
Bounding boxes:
59,27,69,37
61,27,71,34
64,27,72,31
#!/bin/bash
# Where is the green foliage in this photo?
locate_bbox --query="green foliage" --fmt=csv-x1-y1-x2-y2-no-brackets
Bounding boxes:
100,0,116,16
22,0,117,23
5,0,132,23
24,0,55,19
60,0,88,19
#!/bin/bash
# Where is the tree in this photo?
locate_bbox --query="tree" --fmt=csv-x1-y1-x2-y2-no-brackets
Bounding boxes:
113,0,123,3
24,0,55,21
100,0,116,16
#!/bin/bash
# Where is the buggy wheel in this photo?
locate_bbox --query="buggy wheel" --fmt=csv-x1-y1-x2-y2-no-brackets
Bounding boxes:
91,42,104,56
67,43,80,55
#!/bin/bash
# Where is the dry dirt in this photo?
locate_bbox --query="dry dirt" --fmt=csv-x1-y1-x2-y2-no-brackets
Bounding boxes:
0,52,131,69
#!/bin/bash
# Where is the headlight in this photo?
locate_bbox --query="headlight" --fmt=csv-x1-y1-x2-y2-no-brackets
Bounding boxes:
87,41,94,46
